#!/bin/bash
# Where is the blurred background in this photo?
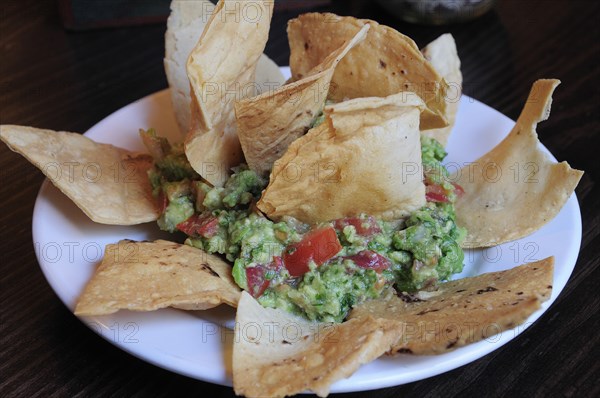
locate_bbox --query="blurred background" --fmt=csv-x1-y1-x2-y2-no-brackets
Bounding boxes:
4,0,544,134
57,0,496,29
58,0,336,29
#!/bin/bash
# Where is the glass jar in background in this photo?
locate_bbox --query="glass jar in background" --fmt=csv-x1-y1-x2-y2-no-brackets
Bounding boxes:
374,0,497,25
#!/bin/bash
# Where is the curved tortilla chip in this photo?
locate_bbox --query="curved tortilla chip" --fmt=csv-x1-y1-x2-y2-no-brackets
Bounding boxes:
452,79,583,248
233,292,400,397
165,0,284,136
185,0,274,186
257,93,426,224
75,240,240,315
421,33,462,147
350,257,554,355
235,24,370,176
288,12,449,130
0,125,158,225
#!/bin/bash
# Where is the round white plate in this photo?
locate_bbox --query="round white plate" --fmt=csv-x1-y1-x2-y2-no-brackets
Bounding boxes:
32,68,582,392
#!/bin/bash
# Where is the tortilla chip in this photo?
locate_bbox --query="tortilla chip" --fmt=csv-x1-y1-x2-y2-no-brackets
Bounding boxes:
0,125,158,225
350,257,554,355
451,80,583,248
235,24,370,176
257,93,426,224
185,0,274,186
421,33,462,147
75,240,240,315
233,292,400,397
164,0,284,136
288,13,449,130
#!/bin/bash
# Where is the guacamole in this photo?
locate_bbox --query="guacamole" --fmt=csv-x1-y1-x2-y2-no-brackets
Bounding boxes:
143,129,465,322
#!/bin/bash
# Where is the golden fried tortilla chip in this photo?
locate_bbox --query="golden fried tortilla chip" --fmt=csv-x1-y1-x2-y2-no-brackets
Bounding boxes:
185,0,274,186
257,93,426,224
235,24,370,176
75,240,240,315
451,80,583,248
421,33,462,147
350,257,554,355
233,292,400,398
288,13,449,130
165,0,284,136
0,125,158,225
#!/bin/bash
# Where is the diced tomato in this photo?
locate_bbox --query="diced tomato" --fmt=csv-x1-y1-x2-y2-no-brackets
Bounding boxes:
176,213,219,238
246,266,269,298
333,216,381,236
246,256,284,298
157,191,168,213
426,191,449,203
346,250,391,273
452,182,465,197
197,217,219,237
283,227,342,277
425,184,449,203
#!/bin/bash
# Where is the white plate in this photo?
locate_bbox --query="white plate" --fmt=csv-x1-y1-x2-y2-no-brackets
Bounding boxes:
32,68,582,392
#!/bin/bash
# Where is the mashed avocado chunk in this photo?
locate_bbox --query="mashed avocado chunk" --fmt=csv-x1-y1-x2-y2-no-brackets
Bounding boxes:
144,132,465,322
260,258,389,322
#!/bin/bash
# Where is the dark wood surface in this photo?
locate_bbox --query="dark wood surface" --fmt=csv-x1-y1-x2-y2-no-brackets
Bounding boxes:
1,0,598,397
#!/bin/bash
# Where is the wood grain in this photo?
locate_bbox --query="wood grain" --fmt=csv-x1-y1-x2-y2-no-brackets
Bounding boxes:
1,0,598,397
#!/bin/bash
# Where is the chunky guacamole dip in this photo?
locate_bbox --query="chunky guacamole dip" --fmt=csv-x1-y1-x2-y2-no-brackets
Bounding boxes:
142,129,465,322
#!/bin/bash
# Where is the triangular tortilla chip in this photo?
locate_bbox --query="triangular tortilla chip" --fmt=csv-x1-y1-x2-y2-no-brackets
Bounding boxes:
0,125,158,225
75,240,240,315
235,24,370,176
288,12,449,130
164,0,284,136
233,292,400,397
350,257,554,355
451,80,583,248
421,33,462,147
185,0,274,186
257,93,426,224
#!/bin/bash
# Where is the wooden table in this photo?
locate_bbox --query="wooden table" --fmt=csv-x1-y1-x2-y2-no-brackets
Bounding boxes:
1,0,598,396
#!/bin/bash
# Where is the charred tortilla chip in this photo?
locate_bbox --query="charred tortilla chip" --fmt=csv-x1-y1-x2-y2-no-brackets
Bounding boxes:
288,13,448,130
452,80,583,248
0,125,158,225
235,24,369,176
257,93,426,224
350,257,554,355
185,0,274,186
165,0,284,136
233,292,400,397
75,240,240,315
421,33,462,147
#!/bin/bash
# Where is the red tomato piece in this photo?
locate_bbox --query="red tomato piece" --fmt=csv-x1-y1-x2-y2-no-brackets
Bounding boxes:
197,217,219,237
346,250,391,273
246,266,270,298
157,191,168,213
176,213,219,238
245,256,284,298
425,184,449,203
452,182,465,197
426,191,449,203
283,227,342,277
333,216,381,236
